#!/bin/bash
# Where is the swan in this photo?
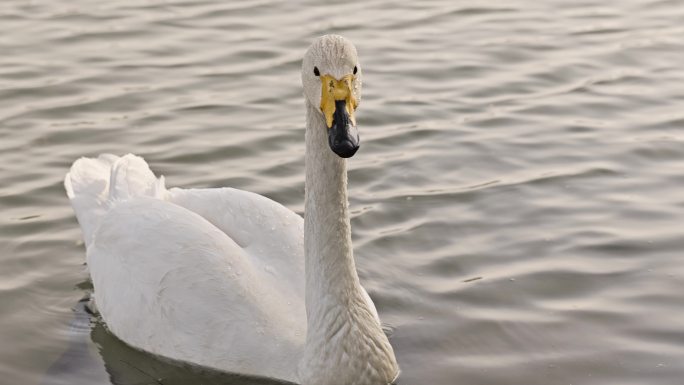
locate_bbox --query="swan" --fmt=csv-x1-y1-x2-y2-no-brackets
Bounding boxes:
65,35,399,385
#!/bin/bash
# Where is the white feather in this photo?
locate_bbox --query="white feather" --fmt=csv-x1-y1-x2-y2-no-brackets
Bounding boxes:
65,35,398,385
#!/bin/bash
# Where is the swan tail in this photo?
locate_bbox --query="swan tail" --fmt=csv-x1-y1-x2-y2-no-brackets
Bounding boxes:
65,154,167,245
107,154,167,201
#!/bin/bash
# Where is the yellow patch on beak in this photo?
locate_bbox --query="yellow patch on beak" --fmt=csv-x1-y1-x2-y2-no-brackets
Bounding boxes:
319,74,358,128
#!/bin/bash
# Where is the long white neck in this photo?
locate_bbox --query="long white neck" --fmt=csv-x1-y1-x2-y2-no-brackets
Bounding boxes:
301,100,398,385
304,99,364,323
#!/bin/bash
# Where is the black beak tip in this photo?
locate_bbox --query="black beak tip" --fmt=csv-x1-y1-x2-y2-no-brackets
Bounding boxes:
328,99,360,158
331,139,360,158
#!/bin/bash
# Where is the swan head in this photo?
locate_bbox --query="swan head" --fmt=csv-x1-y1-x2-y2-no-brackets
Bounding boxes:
302,35,362,158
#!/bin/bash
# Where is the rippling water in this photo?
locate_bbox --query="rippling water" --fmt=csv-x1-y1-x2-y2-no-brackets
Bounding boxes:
2,0,684,384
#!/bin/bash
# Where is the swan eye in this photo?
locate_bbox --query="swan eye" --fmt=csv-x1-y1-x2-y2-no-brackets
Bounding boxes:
313,67,320,77
353,66,358,75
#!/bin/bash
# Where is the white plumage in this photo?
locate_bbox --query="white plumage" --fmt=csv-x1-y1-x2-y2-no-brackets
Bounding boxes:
65,35,398,385
66,154,306,381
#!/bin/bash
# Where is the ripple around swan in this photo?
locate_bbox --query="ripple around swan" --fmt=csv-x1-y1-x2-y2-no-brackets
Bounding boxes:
2,0,684,384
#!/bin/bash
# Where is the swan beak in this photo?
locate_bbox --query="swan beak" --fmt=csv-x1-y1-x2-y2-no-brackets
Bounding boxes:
320,74,360,158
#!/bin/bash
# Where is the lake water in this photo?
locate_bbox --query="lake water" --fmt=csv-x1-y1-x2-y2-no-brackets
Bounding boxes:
2,0,684,384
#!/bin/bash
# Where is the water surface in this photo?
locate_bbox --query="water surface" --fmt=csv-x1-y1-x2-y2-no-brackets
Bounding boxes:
1,0,684,384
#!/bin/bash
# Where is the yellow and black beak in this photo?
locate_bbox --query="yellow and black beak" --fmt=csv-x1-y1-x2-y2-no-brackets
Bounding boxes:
320,74,360,158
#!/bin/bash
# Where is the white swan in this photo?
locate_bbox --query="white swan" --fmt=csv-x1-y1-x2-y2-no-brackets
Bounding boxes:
65,35,399,385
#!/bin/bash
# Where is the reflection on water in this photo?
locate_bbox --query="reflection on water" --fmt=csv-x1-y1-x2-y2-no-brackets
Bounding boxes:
45,294,288,385
41,297,107,385
2,0,684,384
91,315,288,385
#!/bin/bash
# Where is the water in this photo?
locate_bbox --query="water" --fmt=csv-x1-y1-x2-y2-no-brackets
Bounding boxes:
1,0,684,384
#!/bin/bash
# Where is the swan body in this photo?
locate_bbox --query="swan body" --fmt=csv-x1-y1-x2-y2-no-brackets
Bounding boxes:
66,154,308,381
66,35,399,385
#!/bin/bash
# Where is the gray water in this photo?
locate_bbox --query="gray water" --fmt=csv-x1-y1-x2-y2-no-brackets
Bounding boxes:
2,0,684,384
